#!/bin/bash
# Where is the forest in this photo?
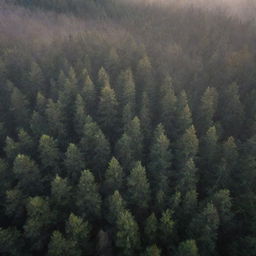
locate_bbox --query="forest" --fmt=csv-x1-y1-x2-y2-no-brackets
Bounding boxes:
0,0,256,255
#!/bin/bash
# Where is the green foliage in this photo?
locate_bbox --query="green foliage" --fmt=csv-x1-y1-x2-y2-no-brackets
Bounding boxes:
127,161,150,210
103,157,124,195
76,170,102,220
106,190,126,225
144,213,158,244
176,240,199,256
116,210,140,256
64,143,84,183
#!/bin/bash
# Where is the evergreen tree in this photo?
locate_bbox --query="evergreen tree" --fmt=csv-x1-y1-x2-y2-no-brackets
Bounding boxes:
159,209,175,250
106,190,126,225
50,175,72,220
115,210,140,256
219,83,244,137
65,213,91,254
196,87,218,136
144,213,158,244
176,240,199,256
190,203,219,256
39,135,60,174
98,82,118,139
64,143,84,184
74,94,86,137
0,227,24,256
80,116,111,178
24,196,52,251
174,90,192,138
175,125,199,168
144,244,161,256
125,116,143,161
103,157,124,195
149,124,172,192
159,75,177,137
127,161,150,211
13,154,41,195
76,170,102,220
115,132,133,171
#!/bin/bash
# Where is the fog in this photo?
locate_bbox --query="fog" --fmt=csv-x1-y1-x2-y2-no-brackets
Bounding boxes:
128,0,256,20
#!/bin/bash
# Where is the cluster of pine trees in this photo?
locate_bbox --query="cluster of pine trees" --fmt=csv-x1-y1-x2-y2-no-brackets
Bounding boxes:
1,0,256,255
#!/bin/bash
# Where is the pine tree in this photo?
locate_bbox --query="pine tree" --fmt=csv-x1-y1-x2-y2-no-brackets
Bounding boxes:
144,244,161,256
80,116,110,178
149,124,172,192
190,203,219,256
175,125,199,168
115,132,133,171
48,231,70,256
159,209,175,250
127,161,150,211
76,170,102,220
106,190,126,225
39,135,60,173
117,68,136,112
159,75,177,137
174,90,192,138
81,71,96,115
98,82,118,140
144,213,158,244
196,87,218,136
125,116,143,161
219,83,244,137
24,196,52,251
176,240,199,256
50,175,72,220
45,99,66,141
64,143,84,184
97,67,110,90
13,154,41,195
115,210,140,256
103,157,124,195
65,213,91,254
74,94,86,137
0,227,24,256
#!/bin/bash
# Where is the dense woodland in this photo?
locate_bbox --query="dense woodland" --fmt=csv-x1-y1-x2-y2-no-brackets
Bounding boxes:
0,0,256,255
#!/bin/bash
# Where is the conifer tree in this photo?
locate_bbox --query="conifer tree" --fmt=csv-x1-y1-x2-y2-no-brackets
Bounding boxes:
127,161,150,211
103,157,124,195
80,116,110,178
24,196,52,251
144,244,161,256
144,213,158,244
50,175,72,219
74,94,86,137
125,116,143,161
76,170,102,220
174,90,192,138
115,132,133,171
176,240,199,256
13,154,41,195
159,209,175,250
175,125,199,168
149,124,172,191
115,210,140,256
39,135,60,173
219,83,244,137
64,143,84,184
98,82,118,139
196,87,218,136
65,213,91,254
106,190,126,225
81,71,96,115
159,75,177,136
